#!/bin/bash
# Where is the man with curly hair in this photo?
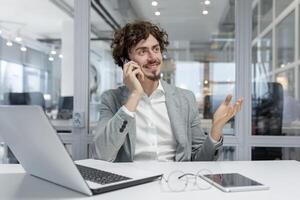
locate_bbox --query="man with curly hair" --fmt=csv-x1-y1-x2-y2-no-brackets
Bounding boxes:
92,21,243,162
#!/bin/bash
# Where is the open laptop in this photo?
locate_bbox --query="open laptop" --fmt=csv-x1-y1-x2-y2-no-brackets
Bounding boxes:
0,105,162,196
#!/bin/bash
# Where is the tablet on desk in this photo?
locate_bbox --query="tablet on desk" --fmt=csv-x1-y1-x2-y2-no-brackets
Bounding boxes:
200,173,269,192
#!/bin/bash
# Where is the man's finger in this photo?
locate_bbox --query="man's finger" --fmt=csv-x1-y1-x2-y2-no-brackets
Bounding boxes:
224,95,232,105
236,98,243,112
132,68,144,81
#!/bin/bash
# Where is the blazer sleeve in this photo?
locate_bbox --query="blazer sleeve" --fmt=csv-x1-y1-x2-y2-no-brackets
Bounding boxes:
92,91,135,162
188,92,223,161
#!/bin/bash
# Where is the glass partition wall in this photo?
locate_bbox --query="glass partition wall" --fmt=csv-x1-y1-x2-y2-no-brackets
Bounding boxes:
0,0,74,163
88,0,238,161
251,0,300,161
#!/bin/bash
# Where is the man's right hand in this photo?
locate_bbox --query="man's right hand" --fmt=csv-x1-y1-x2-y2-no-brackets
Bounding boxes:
123,61,145,96
123,61,145,112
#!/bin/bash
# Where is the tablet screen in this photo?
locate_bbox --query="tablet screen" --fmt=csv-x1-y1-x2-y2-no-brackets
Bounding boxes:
203,173,263,188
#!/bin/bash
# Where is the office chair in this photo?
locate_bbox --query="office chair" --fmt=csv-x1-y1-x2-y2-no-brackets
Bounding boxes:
3,92,27,105
252,82,283,135
57,96,73,120
252,82,284,160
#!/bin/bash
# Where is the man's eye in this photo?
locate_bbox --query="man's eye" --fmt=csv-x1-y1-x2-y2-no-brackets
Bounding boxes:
138,50,145,55
154,47,160,52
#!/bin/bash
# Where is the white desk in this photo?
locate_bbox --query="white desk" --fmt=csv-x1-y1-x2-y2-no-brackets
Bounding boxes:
0,160,300,199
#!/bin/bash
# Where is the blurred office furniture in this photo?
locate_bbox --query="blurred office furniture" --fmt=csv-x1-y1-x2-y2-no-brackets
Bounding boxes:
3,92,45,110
252,82,283,135
57,96,73,120
251,82,283,160
251,147,282,160
203,82,284,135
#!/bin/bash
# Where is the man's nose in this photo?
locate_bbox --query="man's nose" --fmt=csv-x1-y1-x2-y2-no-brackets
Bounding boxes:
147,50,156,60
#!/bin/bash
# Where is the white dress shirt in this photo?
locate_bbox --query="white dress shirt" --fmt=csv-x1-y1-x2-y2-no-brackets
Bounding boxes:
122,81,218,161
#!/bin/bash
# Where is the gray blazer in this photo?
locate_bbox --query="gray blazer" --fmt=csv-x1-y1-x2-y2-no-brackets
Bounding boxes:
92,80,222,162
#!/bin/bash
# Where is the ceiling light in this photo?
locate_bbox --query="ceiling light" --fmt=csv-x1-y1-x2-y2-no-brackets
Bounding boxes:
6,40,13,46
15,36,22,42
51,50,57,55
204,0,211,5
202,10,208,15
48,56,54,61
155,11,160,16
20,45,27,52
0,30,2,35
59,54,63,59
43,94,51,101
152,1,158,6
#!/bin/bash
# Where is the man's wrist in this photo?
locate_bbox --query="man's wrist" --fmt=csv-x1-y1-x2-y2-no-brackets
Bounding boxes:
130,90,144,99
124,91,143,112
210,126,223,141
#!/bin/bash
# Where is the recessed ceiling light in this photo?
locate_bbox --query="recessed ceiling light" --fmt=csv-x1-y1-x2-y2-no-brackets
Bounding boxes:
20,46,27,52
43,94,51,101
155,11,160,16
152,1,158,6
204,0,211,5
51,50,57,55
48,56,54,61
0,30,2,35
6,40,13,46
202,10,208,15
59,54,63,59
15,36,22,42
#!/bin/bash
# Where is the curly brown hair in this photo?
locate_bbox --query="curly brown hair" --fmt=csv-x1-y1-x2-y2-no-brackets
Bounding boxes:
111,21,169,67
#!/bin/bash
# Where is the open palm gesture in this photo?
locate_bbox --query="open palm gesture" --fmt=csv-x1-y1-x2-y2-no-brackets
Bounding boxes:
213,95,243,129
210,95,243,141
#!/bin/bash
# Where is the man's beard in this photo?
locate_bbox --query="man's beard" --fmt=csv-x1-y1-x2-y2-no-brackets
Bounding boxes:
145,72,161,81
142,59,161,81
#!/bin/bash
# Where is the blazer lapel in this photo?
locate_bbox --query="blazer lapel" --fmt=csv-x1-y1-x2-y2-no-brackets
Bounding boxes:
161,81,186,147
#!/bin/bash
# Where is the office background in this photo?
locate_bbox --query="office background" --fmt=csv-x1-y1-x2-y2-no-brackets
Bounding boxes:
0,0,299,162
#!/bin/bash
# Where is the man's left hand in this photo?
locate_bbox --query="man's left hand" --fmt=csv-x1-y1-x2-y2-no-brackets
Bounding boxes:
210,95,243,141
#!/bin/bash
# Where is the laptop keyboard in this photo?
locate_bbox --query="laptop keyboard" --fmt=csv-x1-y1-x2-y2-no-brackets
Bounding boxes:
76,164,132,185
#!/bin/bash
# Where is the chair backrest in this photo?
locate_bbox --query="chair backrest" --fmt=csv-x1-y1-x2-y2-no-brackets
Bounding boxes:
58,96,73,111
3,92,27,105
252,82,283,135
57,96,73,120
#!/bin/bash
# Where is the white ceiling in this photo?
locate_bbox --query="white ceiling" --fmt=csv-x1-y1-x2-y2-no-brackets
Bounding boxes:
129,0,230,42
0,0,71,39
0,0,233,60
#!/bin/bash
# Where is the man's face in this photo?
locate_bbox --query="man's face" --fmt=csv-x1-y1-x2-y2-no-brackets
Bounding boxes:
128,34,163,81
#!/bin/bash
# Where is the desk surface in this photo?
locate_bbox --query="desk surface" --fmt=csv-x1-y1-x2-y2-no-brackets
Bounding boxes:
0,160,299,200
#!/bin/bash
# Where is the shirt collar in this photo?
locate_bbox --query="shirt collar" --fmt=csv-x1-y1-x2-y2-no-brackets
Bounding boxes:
142,80,165,100
157,80,165,94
